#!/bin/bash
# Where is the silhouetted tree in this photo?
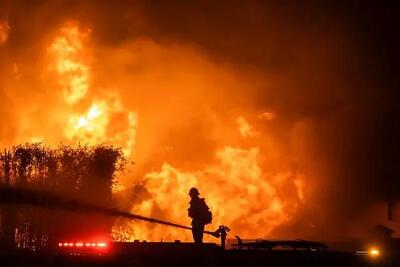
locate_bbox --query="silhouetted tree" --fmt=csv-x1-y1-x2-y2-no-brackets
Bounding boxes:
0,143,126,250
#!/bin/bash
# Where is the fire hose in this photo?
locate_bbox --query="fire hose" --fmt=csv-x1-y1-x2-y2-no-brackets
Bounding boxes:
0,185,230,247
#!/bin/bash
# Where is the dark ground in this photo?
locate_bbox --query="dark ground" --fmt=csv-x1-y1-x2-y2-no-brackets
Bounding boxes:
0,242,390,266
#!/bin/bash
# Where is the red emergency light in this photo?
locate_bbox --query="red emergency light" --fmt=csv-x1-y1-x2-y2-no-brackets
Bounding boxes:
58,241,108,249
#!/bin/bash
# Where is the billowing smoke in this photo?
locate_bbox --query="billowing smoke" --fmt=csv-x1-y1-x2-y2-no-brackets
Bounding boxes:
0,0,399,241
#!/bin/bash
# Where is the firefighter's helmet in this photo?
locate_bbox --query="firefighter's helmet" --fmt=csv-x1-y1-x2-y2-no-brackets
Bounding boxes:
189,187,199,197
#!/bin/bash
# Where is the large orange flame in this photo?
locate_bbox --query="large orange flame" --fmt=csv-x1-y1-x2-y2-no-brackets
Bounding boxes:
49,23,90,104
7,21,308,241
115,144,305,241
47,23,138,157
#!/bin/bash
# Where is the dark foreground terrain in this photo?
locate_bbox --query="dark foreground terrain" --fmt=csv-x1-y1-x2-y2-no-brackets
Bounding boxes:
0,242,391,266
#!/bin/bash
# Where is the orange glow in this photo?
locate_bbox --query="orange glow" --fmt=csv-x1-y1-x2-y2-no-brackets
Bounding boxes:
114,145,305,241
0,20,10,45
369,248,380,257
6,20,309,242
237,116,258,138
65,101,109,142
259,111,275,121
49,23,90,104
64,99,138,157
46,23,138,157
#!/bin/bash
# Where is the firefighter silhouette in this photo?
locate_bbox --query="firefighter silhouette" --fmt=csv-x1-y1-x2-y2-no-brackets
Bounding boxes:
188,187,212,244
